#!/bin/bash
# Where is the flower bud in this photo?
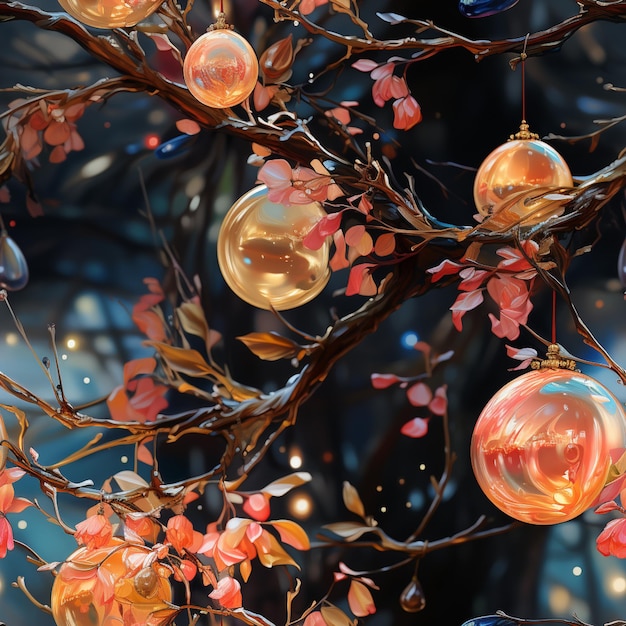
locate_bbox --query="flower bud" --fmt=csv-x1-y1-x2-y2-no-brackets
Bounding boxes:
259,34,294,83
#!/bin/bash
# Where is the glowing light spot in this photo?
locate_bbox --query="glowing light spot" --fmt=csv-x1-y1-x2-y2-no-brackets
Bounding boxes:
17,520,27,530
289,493,313,519
405,501,412,508
66,338,78,350
611,575,626,594
80,154,113,178
572,566,582,577
83,377,91,384
380,506,387,513
595,299,604,309
120,456,128,463
5,332,18,346
398,478,405,485
401,331,419,349
8,220,16,228
289,452,303,469
61,354,68,360
419,464,426,471
322,451,333,463
144,134,160,150
376,485,383,492
548,584,571,613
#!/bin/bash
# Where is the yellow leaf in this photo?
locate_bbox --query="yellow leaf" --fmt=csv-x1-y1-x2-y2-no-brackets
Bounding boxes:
147,342,213,377
256,532,299,568
269,519,310,550
240,558,252,582
237,332,302,361
342,481,366,519
320,605,355,626
176,301,221,354
322,522,377,541
261,472,312,497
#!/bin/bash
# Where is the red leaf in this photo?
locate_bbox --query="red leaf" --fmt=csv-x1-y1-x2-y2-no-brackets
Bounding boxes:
428,385,448,416
406,382,432,407
400,417,429,438
352,59,379,72
371,373,402,389
346,263,375,296
427,259,463,282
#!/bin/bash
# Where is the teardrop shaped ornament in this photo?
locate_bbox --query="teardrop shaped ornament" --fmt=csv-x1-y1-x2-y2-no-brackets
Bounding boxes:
458,0,519,18
0,232,29,290
399,577,426,613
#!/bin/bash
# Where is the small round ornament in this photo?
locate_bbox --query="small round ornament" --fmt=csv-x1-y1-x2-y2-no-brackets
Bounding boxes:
57,0,162,29
474,121,573,229
0,230,29,290
217,185,331,310
183,15,258,109
51,539,172,626
471,346,626,525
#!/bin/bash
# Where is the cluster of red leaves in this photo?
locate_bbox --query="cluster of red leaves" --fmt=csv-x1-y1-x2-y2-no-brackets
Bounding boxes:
371,341,452,438
428,240,539,341
352,60,422,130
3,97,87,164
0,467,31,559
594,452,626,559
60,471,312,618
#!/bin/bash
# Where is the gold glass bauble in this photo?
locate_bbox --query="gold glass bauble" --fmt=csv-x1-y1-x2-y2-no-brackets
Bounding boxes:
471,366,626,525
58,0,162,28
217,185,331,310
183,29,259,108
474,123,573,229
51,539,173,626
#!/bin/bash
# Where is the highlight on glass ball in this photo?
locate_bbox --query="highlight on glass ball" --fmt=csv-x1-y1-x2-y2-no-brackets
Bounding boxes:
51,539,172,626
58,0,162,28
474,122,573,229
183,28,259,108
217,185,331,310
470,367,626,525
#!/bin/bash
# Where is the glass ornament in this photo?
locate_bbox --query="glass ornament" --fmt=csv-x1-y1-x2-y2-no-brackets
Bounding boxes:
0,231,29,290
474,122,573,229
217,185,330,310
51,539,173,626
183,26,259,109
57,0,162,29
471,354,626,524
618,236,626,289
458,0,519,18
399,576,426,613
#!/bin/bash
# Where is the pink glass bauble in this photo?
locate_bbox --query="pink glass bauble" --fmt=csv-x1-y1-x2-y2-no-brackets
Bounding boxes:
58,0,162,28
474,132,573,229
51,539,173,626
183,29,259,108
471,368,626,524
217,185,330,310
618,237,626,289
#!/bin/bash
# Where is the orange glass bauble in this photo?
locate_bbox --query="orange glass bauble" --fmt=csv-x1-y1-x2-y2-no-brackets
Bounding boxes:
217,185,330,310
51,539,173,626
471,359,626,525
183,28,258,108
58,0,162,28
474,121,573,229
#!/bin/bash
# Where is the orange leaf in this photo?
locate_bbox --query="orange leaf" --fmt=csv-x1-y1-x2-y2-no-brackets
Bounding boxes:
268,519,310,550
347,580,376,617
237,332,303,361
146,342,212,377
342,482,365,519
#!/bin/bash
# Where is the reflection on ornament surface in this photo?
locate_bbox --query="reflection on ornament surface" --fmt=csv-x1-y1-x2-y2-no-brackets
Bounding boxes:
183,29,259,108
217,185,330,310
471,368,626,524
474,135,573,229
0,232,29,290
458,0,519,18
58,0,162,28
51,539,173,626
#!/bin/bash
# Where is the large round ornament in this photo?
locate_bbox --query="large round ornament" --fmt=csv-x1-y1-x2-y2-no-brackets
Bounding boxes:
474,122,573,229
51,539,173,626
183,28,258,108
57,0,162,28
217,185,331,310
471,360,626,524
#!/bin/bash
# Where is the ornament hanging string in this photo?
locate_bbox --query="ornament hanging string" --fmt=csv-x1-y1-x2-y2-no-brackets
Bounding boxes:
520,33,530,121
551,289,557,344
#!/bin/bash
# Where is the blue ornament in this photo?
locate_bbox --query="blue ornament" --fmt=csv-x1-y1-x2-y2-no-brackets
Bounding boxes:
154,134,196,159
458,0,520,18
0,231,29,291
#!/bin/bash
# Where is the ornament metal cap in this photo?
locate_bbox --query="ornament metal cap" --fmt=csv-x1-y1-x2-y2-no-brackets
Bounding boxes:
509,119,540,141
530,344,577,371
209,11,232,30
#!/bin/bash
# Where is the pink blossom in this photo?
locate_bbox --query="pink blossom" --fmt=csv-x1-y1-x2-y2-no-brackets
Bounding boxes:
597,517,626,558
75,514,113,551
257,159,334,205
242,493,271,522
372,74,408,108
209,576,243,608
450,289,484,331
486,275,533,341
392,95,422,130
